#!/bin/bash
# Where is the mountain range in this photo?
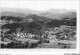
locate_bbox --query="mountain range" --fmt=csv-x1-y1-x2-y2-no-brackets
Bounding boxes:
1,8,76,20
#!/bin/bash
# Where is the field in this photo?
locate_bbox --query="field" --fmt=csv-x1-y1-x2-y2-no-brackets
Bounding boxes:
0,37,76,49
37,40,76,49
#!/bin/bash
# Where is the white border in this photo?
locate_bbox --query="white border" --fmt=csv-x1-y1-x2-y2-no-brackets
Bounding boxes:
0,0,80,55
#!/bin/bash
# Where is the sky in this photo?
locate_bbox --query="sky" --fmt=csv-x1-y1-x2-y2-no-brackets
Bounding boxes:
1,0,79,11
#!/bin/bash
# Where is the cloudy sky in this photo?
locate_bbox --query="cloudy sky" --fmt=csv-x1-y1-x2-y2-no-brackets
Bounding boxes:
1,0,79,11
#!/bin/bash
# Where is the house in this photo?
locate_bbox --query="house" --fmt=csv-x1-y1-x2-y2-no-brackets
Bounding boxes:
27,33,35,38
47,35,56,39
16,32,26,38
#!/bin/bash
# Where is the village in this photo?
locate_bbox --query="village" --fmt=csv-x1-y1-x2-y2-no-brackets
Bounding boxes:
1,24,76,48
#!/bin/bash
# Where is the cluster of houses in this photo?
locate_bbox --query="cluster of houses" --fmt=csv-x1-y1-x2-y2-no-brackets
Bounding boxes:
16,31,36,38
44,25,76,40
1,25,76,41
7,25,76,41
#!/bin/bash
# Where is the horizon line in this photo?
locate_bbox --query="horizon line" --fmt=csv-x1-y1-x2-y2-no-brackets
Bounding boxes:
1,7,76,12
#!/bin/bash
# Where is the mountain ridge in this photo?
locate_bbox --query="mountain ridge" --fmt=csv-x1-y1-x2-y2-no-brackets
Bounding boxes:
1,8,76,20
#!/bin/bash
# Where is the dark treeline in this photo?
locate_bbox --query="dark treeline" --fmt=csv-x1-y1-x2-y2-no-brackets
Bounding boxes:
1,41,40,48
46,18,76,28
